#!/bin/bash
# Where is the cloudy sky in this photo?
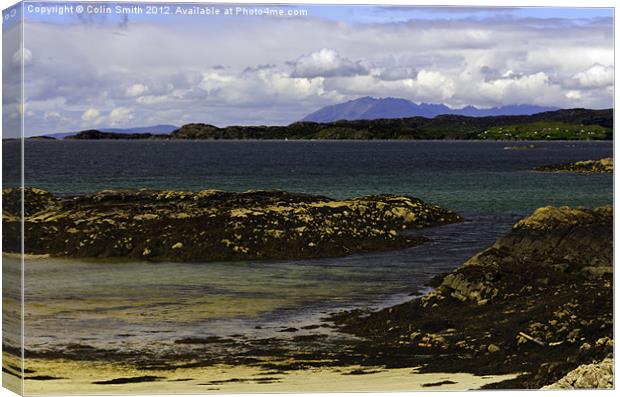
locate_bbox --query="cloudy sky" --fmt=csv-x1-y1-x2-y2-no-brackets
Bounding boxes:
8,3,615,135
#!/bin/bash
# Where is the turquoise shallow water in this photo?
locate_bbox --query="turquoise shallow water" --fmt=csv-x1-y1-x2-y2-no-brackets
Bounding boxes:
8,213,520,355
1,140,613,355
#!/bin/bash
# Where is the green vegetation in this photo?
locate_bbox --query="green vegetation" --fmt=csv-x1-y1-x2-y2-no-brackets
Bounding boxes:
478,121,610,140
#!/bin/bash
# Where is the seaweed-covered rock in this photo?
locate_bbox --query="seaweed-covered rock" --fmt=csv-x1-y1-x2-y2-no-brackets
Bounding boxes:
333,204,613,389
2,187,58,218
534,157,613,173
430,205,612,305
2,188,461,261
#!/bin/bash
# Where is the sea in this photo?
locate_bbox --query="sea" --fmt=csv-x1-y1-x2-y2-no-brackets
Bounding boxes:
1,139,613,358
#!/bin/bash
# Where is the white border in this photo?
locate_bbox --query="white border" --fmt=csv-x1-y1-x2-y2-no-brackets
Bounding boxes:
0,1,616,397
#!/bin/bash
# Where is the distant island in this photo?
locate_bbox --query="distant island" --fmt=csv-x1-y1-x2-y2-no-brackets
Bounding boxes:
58,108,612,141
46,124,178,139
65,130,162,140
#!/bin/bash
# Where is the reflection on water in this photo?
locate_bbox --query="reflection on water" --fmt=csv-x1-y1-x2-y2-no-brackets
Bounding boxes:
12,214,519,356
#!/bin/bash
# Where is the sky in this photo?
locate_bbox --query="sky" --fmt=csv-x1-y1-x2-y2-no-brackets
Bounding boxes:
3,2,614,135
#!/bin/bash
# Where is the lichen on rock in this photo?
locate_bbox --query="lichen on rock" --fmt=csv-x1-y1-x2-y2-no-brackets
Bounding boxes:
2,188,462,262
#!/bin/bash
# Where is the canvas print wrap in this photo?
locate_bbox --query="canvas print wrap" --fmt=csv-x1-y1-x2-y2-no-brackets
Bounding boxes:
1,1,614,394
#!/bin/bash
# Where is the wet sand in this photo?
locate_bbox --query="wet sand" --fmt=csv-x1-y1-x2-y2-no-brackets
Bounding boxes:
11,358,519,395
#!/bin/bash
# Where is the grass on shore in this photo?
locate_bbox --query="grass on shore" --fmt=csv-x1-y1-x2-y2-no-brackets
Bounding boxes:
478,121,610,140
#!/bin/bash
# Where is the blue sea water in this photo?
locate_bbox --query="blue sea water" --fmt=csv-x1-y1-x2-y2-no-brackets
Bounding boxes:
3,139,613,213
1,140,613,354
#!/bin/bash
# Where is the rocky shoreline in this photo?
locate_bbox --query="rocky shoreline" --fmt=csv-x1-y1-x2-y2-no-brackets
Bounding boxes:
332,204,613,389
2,188,461,261
534,157,613,173
1,200,613,390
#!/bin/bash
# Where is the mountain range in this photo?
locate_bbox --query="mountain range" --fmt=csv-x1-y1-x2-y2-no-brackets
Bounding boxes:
301,97,557,123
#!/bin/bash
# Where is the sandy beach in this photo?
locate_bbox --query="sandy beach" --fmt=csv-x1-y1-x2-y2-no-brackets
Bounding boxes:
7,358,519,395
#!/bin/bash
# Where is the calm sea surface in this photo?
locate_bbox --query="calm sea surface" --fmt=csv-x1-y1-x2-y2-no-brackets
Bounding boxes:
2,140,613,355
3,139,613,213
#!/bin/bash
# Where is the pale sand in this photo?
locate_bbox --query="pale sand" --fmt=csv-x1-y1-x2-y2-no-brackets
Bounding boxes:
2,252,51,260
9,358,519,395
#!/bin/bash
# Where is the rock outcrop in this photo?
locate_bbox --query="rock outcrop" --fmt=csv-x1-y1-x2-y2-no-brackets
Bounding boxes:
429,205,612,305
534,157,613,173
542,357,613,389
333,204,613,389
2,188,461,262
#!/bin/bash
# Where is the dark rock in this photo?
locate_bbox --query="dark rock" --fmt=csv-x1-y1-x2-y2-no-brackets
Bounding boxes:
345,368,384,376
25,375,64,381
92,376,163,385
421,380,457,387
534,158,613,173
2,188,462,262
332,204,613,389
430,205,612,305
2,187,58,217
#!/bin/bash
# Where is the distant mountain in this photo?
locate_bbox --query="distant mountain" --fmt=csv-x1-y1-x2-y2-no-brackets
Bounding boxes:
301,97,557,122
453,104,560,117
45,124,178,139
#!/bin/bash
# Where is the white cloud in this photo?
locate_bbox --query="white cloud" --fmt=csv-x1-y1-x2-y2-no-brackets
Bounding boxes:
415,70,456,100
80,107,105,127
477,72,555,105
81,108,101,122
291,48,368,78
198,70,236,93
108,107,134,126
126,83,149,97
573,64,613,88
194,67,328,106
258,69,326,100
44,111,61,121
